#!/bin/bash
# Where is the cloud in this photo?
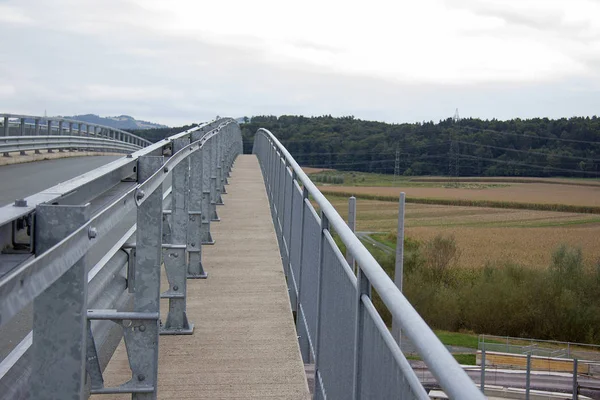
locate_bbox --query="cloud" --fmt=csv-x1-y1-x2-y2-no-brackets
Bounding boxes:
0,0,598,125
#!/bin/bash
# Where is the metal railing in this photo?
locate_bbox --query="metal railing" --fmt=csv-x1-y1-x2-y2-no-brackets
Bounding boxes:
253,128,485,399
0,118,242,399
0,113,152,155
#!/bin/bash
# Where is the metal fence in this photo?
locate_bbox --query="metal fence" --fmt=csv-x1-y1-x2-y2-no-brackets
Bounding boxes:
0,118,242,399
253,128,485,399
479,335,600,361
0,113,152,155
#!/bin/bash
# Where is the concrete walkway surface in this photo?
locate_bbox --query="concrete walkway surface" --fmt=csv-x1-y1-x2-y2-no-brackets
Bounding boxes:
92,155,310,399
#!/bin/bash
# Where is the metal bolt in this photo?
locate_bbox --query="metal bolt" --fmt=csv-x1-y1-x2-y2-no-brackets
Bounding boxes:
139,325,146,332
138,374,145,381
191,243,195,247
136,190,145,201
88,227,98,239
126,154,133,158
173,285,178,291
190,216,195,221
13,198,27,207
171,253,178,258
163,166,169,173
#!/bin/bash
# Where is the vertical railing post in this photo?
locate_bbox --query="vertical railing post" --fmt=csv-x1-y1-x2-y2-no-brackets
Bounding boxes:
392,192,406,345
216,130,224,204
161,137,194,334
525,353,531,400
132,155,164,399
480,347,486,393
313,213,329,396
353,267,371,400
296,186,310,363
58,120,65,153
34,118,41,154
573,359,578,400
201,136,214,245
189,131,209,277
346,196,356,270
2,116,8,137
47,120,54,153
19,118,26,155
209,134,220,221
2,116,8,157
31,203,91,400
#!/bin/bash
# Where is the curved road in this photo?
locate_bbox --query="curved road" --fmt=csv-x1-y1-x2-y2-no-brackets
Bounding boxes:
0,156,122,206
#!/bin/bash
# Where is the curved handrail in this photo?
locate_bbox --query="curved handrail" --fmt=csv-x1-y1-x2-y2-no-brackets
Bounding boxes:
255,128,485,400
0,113,152,147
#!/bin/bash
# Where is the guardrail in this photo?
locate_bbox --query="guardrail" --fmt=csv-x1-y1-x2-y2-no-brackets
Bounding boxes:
0,113,152,155
253,129,485,399
0,118,242,399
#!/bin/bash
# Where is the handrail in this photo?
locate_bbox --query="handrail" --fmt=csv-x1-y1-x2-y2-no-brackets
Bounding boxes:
0,113,152,146
255,128,485,399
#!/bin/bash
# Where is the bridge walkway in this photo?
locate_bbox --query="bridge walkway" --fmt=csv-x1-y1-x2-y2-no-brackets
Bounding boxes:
93,155,310,399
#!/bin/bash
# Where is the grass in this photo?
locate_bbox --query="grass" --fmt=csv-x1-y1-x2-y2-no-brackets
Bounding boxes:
435,330,481,349
453,354,477,365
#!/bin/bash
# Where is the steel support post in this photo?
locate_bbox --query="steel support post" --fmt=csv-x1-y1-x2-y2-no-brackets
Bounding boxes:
160,138,194,334
346,196,356,270
189,131,210,274
573,359,578,400
313,213,329,396
31,203,91,400
296,186,311,363
392,192,406,345
34,118,42,153
209,135,220,221
129,155,163,399
480,348,486,392
216,131,225,204
353,268,371,400
201,138,215,244
58,120,65,152
525,353,531,400
2,115,8,158
69,122,75,151
19,118,26,155
47,120,54,152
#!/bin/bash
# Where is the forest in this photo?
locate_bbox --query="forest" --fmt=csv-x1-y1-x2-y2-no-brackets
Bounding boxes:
131,115,600,178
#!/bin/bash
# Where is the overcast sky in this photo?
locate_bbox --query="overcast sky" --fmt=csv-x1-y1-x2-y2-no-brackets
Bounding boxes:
1,0,599,126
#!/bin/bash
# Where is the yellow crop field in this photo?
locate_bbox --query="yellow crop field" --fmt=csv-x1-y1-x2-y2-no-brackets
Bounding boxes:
326,196,600,269
320,183,600,208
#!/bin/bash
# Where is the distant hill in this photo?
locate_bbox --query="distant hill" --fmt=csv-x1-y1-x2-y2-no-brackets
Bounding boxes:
60,114,168,130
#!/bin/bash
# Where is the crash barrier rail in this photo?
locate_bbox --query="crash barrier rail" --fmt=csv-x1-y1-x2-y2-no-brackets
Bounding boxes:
0,118,243,399
253,128,485,400
0,113,152,155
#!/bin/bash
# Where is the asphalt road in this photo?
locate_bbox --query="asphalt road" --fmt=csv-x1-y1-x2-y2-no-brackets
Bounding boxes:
0,156,122,206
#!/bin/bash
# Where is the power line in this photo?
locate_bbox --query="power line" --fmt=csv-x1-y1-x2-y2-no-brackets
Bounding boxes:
461,126,600,146
455,141,600,163
459,154,599,176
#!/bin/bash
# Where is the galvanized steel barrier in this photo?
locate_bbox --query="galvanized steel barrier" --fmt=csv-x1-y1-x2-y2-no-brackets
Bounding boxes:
0,113,152,155
0,118,242,399
253,128,485,400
